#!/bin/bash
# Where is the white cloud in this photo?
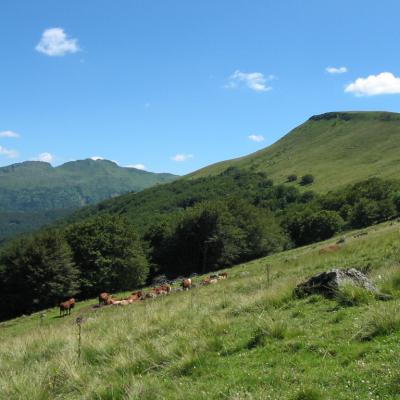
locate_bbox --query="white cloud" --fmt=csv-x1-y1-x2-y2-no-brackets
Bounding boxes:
36,152,54,163
0,146,18,158
225,70,273,92
125,163,146,170
248,134,265,142
171,153,194,162
0,130,20,138
90,156,105,161
35,28,80,56
345,72,400,96
326,66,347,74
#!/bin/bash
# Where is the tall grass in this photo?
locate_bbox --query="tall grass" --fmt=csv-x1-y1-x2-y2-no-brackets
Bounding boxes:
357,303,400,341
1,221,400,399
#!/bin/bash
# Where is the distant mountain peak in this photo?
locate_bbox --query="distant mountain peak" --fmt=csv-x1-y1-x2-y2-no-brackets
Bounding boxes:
0,159,178,242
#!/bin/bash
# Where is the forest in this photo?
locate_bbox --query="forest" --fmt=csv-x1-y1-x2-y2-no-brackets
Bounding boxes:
1,167,399,320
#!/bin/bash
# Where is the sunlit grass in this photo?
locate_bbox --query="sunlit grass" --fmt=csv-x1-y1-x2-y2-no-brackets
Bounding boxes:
1,220,400,399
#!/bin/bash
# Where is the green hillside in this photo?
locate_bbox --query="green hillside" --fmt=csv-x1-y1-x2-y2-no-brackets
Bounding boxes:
189,111,400,192
0,159,177,242
1,220,399,399
67,111,400,233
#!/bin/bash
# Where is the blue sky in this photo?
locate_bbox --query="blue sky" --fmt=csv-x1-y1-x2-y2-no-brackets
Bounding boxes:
1,0,400,175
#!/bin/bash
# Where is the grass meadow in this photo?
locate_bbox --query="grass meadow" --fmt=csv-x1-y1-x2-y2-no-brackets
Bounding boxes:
1,221,400,399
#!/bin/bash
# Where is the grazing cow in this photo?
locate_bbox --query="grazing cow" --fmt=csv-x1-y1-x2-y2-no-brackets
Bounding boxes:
99,292,110,306
202,276,218,285
202,277,211,285
160,283,171,293
181,278,192,290
319,244,340,254
128,291,143,302
218,272,228,279
59,298,76,317
106,297,115,305
151,283,171,296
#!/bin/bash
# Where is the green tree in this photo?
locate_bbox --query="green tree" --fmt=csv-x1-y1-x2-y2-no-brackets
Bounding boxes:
350,198,395,228
226,199,287,260
0,230,79,320
145,199,287,278
66,214,149,297
285,209,343,246
393,192,400,213
300,174,315,186
171,201,243,275
287,174,297,182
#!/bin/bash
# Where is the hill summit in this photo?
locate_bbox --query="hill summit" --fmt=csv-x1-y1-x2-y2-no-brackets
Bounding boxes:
189,111,400,192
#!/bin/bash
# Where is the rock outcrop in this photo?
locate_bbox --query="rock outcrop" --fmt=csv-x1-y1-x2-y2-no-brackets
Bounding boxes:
294,268,389,299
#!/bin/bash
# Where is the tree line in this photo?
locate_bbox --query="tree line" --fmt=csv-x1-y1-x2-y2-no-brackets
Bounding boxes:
1,167,399,320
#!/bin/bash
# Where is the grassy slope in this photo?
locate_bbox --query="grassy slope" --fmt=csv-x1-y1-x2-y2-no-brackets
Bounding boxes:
43,111,400,237
188,112,400,192
1,221,400,399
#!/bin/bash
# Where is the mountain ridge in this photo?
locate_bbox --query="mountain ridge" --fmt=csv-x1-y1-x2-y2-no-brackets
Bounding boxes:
187,111,400,192
0,158,177,242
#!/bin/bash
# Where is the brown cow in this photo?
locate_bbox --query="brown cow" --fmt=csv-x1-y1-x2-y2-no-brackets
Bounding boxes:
160,283,171,293
99,292,110,306
202,277,211,285
106,296,115,305
218,272,228,279
127,291,144,301
202,275,220,285
59,298,76,317
181,278,192,290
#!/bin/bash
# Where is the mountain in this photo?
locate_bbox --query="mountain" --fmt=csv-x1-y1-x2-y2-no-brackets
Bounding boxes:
188,111,400,192
0,159,177,242
70,111,400,232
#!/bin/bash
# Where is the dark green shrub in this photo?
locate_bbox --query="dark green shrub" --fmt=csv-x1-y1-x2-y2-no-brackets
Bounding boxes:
285,209,344,246
292,388,323,400
300,174,315,186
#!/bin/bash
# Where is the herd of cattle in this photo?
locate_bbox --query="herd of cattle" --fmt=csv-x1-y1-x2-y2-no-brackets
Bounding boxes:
59,272,228,317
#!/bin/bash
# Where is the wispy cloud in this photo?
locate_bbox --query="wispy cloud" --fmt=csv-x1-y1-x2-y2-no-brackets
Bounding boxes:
326,66,347,74
345,72,400,96
248,134,265,142
35,152,54,163
171,153,194,162
0,130,20,138
225,70,274,92
125,163,146,170
35,28,80,56
0,146,18,158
